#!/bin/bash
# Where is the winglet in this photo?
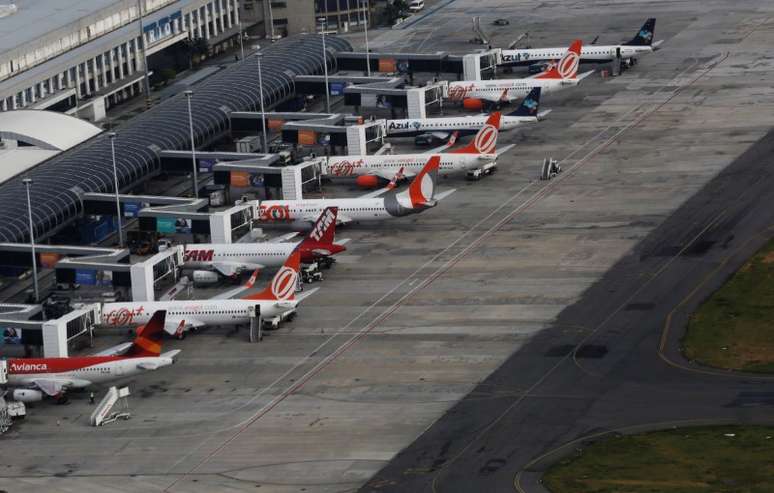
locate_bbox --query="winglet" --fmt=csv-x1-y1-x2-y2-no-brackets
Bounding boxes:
451,112,501,155
536,39,581,79
242,250,300,301
408,155,441,207
127,310,166,357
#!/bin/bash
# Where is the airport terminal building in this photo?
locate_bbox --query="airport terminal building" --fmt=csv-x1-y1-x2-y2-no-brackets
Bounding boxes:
0,0,243,121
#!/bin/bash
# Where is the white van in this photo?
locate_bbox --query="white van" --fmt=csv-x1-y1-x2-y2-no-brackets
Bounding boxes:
408,0,424,12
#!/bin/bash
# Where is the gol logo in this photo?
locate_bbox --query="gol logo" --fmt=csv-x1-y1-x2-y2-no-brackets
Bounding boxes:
329,159,364,176
448,84,473,102
105,306,144,326
474,124,498,154
260,205,291,221
271,267,298,301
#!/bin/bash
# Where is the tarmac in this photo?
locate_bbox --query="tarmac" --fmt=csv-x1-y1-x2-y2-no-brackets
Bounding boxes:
3,1,774,492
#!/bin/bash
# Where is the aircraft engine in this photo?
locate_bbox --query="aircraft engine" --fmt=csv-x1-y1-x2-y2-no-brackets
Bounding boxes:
12,389,43,403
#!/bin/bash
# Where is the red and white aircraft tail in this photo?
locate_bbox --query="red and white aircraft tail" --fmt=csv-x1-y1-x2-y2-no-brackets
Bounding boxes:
396,155,441,209
451,112,502,155
242,249,300,302
536,39,582,79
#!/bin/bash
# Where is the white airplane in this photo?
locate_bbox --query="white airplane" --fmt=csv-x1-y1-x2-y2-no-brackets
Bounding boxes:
4,310,180,404
500,19,661,69
255,154,449,227
385,87,549,138
183,207,346,283
101,250,309,336
321,112,502,187
447,40,592,108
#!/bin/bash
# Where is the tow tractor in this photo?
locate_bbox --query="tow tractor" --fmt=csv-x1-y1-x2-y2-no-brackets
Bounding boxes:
466,161,498,180
301,261,324,283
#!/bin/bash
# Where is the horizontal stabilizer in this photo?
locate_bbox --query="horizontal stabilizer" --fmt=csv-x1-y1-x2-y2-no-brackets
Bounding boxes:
537,109,552,120
577,70,595,81
496,144,516,157
652,39,664,49
434,189,456,201
296,287,319,302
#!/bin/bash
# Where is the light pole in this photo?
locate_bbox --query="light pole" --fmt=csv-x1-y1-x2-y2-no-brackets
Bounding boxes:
184,90,199,198
238,21,245,61
317,16,331,113
362,0,371,77
22,178,39,303
137,0,152,107
266,0,275,40
256,51,268,153
108,132,124,247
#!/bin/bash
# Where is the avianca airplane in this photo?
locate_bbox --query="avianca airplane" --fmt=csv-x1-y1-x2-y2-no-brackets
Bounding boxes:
447,40,592,106
4,310,179,404
385,87,548,137
256,154,448,227
101,250,308,336
500,19,661,68
322,112,502,186
183,207,345,281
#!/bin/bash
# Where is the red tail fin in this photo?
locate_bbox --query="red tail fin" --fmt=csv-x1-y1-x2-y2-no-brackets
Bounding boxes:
451,112,501,154
407,155,440,207
242,250,300,301
127,310,166,357
303,207,338,245
536,39,581,79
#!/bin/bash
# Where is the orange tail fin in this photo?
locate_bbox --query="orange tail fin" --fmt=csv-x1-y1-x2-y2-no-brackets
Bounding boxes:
451,112,501,154
242,250,300,301
127,310,166,357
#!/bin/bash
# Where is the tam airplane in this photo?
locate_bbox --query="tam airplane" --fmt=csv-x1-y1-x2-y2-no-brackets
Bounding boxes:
448,40,592,107
500,19,661,69
256,154,448,227
102,250,309,335
385,87,548,138
183,207,345,283
321,112,502,187
3,310,179,404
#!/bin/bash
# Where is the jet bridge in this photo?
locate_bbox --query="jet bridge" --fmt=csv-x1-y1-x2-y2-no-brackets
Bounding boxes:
0,243,131,288
343,80,447,119
135,196,255,244
129,246,184,302
0,303,99,357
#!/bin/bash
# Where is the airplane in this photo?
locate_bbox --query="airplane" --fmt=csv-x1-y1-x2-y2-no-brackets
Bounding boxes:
385,87,549,138
3,310,180,404
101,250,309,335
320,112,502,187
183,207,346,283
447,40,593,108
255,154,450,227
500,19,661,69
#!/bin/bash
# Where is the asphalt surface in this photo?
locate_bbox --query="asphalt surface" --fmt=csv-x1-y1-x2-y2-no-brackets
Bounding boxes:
361,60,774,493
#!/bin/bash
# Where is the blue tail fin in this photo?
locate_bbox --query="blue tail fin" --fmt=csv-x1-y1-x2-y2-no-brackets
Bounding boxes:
625,18,655,46
508,87,541,117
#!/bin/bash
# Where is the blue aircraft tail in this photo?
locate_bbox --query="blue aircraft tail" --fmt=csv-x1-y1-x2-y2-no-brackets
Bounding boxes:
507,87,541,117
625,18,655,46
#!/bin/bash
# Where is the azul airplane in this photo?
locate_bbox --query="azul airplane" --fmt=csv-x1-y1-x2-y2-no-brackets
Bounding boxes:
182,207,346,282
255,154,449,227
321,112,502,187
4,310,179,403
102,250,309,335
447,40,592,107
385,87,548,137
500,19,661,68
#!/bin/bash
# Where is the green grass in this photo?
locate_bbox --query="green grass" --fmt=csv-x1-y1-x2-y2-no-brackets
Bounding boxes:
543,425,774,493
682,237,774,373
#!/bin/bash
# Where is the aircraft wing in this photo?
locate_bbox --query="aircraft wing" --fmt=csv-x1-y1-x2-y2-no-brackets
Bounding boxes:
425,131,459,154
212,261,265,277
337,213,354,225
165,318,206,336
92,341,133,356
31,378,90,396
267,232,300,243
